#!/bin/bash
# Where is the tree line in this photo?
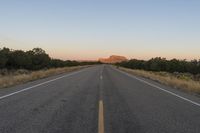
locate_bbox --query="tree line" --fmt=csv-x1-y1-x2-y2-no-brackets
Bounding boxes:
116,57,200,74
0,47,100,70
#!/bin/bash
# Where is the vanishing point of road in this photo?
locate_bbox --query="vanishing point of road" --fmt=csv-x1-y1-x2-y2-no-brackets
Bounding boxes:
0,65,200,133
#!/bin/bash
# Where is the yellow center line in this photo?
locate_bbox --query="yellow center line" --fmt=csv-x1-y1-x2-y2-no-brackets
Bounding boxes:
98,100,104,133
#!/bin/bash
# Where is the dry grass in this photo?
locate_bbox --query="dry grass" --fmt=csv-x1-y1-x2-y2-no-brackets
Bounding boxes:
0,66,89,89
119,67,200,95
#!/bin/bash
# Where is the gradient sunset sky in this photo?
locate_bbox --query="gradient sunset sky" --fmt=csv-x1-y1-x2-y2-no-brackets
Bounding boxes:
0,0,199,60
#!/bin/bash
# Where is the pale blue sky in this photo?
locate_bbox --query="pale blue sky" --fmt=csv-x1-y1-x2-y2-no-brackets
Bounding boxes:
0,0,200,60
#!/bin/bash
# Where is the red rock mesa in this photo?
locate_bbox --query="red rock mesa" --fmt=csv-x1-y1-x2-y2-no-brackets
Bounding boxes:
99,55,128,63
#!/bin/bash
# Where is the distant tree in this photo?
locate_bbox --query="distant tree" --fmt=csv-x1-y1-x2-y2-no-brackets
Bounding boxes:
32,48,46,55
27,48,51,70
186,60,199,74
0,47,10,68
0,47,100,70
6,50,31,69
50,59,66,68
117,57,200,74
147,57,167,71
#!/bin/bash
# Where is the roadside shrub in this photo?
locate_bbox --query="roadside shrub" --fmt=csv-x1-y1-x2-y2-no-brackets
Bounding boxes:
117,58,200,75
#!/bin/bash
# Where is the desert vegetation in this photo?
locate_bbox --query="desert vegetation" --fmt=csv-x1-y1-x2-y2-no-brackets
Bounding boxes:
0,47,100,70
116,58,200,94
116,57,200,75
0,47,100,88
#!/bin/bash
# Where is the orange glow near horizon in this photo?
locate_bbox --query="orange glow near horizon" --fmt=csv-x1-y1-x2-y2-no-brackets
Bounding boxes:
49,50,200,61
1,38,199,61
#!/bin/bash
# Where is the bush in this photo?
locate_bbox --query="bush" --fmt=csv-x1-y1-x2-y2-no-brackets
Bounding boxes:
0,47,100,70
117,58,200,74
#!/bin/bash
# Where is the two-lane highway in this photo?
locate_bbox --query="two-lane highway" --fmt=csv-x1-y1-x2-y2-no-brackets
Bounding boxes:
0,65,200,133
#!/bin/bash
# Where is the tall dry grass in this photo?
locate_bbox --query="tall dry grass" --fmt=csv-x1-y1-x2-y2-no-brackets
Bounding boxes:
0,66,89,89
119,67,200,94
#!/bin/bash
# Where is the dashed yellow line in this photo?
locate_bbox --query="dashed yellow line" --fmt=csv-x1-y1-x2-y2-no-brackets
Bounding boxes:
98,100,104,133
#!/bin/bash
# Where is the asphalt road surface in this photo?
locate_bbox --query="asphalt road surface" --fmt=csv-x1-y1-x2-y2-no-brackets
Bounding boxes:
0,65,200,133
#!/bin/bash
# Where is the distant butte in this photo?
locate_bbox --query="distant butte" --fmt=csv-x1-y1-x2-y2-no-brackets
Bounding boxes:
99,55,128,63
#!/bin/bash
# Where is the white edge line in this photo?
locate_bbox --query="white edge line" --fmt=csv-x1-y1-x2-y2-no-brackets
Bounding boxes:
0,70,84,100
115,68,200,107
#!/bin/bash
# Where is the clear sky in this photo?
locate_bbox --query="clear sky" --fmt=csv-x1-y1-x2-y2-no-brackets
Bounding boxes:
0,0,200,60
